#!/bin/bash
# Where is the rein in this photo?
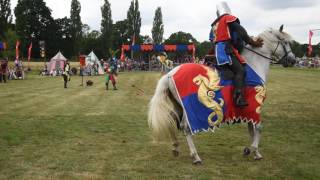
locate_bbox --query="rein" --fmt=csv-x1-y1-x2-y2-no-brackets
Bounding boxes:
244,40,291,64
243,46,274,61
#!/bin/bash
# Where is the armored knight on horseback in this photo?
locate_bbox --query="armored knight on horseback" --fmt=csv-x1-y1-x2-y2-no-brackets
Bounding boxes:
210,1,264,107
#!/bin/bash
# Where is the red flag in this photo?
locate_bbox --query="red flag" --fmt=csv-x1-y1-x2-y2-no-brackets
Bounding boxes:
28,43,33,62
120,46,125,61
308,30,314,56
15,40,20,60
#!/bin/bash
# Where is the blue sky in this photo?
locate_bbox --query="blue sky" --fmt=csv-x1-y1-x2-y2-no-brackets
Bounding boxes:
11,0,320,44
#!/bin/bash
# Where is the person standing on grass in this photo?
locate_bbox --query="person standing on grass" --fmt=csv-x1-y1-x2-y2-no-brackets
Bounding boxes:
105,62,117,91
62,61,70,88
0,58,8,83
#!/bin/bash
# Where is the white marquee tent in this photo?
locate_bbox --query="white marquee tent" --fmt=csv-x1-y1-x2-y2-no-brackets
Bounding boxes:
84,51,104,75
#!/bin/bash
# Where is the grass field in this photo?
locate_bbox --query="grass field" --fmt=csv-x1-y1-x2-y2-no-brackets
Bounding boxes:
0,66,320,179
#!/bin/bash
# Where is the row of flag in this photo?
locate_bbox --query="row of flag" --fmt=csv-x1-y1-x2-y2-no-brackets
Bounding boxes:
120,34,196,61
1,41,33,62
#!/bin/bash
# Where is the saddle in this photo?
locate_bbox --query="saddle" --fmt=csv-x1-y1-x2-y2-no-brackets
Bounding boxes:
204,55,234,80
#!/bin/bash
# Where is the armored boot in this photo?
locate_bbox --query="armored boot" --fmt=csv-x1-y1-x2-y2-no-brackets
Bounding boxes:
234,89,248,107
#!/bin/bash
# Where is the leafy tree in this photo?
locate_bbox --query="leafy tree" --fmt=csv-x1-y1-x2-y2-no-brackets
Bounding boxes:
127,0,141,42
164,31,198,44
44,20,62,58
70,0,82,55
54,17,73,58
151,7,164,44
196,41,211,58
101,0,113,57
0,0,12,38
15,0,55,59
0,28,19,58
112,20,129,49
81,29,103,58
164,31,198,60
291,41,304,58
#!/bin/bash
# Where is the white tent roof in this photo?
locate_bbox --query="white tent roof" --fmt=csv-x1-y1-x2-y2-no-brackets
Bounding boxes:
85,51,104,75
51,51,67,61
86,51,99,65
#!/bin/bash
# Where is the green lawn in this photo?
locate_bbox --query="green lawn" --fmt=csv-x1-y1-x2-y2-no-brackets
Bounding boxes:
0,67,319,179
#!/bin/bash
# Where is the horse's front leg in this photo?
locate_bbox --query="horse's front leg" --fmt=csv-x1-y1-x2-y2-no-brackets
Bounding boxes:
245,122,263,160
251,123,263,160
244,122,254,156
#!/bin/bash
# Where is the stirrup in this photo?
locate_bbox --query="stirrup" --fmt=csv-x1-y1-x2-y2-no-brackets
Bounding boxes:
234,93,248,107
235,96,248,107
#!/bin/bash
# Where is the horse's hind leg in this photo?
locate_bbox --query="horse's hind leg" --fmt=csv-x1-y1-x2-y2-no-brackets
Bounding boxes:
170,122,180,157
251,123,263,160
171,136,180,157
184,129,202,165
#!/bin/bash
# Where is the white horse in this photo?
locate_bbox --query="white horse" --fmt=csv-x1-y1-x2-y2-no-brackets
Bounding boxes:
148,26,295,164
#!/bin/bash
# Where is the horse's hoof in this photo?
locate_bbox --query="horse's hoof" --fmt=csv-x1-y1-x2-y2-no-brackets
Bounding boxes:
254,155,263,160
172,150,179,157
243,147,251,156
193,160,202,165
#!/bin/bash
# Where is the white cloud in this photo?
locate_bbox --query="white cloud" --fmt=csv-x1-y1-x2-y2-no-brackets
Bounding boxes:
255,0,318,9
10,0,320,43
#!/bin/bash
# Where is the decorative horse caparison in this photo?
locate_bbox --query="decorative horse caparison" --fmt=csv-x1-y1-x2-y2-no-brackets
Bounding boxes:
148,26,296,164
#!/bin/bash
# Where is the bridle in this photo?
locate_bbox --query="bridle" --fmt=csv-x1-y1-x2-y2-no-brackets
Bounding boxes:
244,37,292,65
270,39,293,65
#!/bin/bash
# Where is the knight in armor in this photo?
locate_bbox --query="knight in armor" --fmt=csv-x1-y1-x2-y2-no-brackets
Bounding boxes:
105,57,118,91
63,61,70,88
211,1,264,107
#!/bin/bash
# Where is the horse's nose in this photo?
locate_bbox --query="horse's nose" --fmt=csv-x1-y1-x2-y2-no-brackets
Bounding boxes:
288,53,296,65
283,53,296,67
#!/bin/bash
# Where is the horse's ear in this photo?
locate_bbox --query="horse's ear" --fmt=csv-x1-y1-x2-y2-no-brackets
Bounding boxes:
279,25,284,33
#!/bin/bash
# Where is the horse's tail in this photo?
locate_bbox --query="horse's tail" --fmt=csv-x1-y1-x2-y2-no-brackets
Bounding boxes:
148,74,179,141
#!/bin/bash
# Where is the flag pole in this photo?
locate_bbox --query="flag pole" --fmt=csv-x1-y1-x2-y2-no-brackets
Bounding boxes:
27,42,32,71
131,33,135,60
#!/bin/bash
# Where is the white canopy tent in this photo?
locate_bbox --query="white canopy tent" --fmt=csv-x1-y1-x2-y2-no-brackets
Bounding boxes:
84,51,104,75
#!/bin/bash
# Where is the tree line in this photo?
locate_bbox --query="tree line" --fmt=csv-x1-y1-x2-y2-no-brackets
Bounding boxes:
0,0,156,60
0,0,318,61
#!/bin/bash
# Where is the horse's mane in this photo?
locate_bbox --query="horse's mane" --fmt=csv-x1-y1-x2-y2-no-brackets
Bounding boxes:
257,28,293,47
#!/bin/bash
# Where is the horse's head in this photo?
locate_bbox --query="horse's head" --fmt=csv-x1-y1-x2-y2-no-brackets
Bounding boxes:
259,25,296,67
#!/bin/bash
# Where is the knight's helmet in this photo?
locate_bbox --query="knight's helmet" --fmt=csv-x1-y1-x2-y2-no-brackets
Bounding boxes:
216,1,232,17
